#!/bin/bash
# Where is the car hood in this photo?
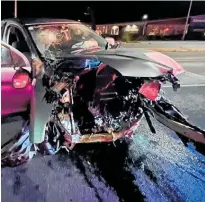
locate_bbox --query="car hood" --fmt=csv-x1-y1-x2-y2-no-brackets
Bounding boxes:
51,47,184,78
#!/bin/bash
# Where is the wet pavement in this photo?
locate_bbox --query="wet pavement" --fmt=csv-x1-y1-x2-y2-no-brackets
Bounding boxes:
2,52,205,202
2,86,205,202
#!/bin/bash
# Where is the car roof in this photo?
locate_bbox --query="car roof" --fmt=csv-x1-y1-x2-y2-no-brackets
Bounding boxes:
2,18,80,26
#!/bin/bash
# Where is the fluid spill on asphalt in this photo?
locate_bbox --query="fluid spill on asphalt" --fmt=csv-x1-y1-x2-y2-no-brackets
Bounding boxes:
13,174,22,195
47,160,54,170
69,140,145,202
69,151,104,202
55,116,205,202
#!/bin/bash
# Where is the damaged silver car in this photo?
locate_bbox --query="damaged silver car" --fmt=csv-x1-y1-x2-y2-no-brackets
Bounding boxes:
1,18,205,167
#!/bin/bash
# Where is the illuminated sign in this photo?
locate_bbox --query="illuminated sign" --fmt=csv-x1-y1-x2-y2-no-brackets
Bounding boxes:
124,25,139,33
111,26,119,35
192,19,205,23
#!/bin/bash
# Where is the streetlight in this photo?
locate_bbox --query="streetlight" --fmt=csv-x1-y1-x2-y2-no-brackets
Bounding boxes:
14,0,17,18
142,14,148,21
78,19,81,22
142,14,148,36
182,0,193,40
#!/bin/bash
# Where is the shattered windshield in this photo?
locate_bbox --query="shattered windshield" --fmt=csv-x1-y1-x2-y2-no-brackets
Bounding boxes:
27,23,107,58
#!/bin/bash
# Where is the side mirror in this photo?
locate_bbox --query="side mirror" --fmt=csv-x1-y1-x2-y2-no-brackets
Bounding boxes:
13,63,24,71
14,66,21,71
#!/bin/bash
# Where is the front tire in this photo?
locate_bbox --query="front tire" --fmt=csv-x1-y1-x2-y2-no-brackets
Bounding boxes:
1,125,38,167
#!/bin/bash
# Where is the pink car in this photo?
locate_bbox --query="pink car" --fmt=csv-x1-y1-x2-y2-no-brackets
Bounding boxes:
1,42,34,119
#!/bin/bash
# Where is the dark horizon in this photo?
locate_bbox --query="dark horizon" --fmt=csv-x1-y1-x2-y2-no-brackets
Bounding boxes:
2,1,205,24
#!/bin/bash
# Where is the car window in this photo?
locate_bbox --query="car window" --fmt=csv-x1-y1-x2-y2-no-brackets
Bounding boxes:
10,47,28,67
8,26,31,54
27,23,107,58
1,45,14,67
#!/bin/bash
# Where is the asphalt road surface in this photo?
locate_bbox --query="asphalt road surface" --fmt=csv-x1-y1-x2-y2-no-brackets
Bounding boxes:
166,52,205,78
122,41,205,49
2,51,205,202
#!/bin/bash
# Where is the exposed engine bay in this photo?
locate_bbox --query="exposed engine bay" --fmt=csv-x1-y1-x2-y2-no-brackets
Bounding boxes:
42,59,146,146
39,57,168,149
38,55,205,154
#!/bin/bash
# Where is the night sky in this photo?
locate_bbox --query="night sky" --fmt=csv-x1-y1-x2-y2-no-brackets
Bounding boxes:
2,1,205,24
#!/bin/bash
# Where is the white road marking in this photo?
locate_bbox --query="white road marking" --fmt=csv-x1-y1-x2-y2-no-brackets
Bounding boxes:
176,60,205,63
175,56,205,59
185,71,205,79
164,84,205,88
175,58,205,61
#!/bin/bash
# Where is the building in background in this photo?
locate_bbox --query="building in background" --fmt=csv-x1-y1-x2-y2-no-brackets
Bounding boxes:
93,15,205,41
145,17,186,40
188,15,205,39
95,21,144,41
